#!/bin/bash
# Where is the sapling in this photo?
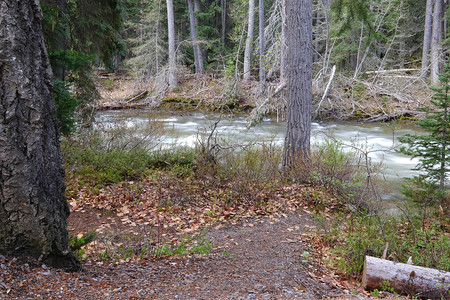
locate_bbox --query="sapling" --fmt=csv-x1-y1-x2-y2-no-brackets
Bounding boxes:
398,65,450,210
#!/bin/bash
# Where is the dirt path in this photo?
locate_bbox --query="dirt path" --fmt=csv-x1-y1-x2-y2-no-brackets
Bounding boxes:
0,209,374,299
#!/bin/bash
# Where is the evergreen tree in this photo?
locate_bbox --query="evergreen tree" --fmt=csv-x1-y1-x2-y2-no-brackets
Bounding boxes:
41,0,126,133
398,64,450,207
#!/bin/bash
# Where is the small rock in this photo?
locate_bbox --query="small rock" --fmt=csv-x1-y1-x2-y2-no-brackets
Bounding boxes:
40,271,52,276
0,264,7,270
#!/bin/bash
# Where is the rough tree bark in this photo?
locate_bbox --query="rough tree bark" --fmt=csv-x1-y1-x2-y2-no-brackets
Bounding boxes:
243,0,255,81
166,0,178,88
430,0,443,85
187,0,204,75
282,0,313,167
421,0,434,80
259,0,266,94
0,0,80,271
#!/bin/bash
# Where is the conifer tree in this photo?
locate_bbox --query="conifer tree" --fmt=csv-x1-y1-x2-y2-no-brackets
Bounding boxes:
399,65,450,208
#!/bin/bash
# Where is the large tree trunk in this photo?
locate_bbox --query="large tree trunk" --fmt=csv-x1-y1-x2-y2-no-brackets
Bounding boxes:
0,0,80,271
282,0,313,167
187,0,204,75
363,256,450,299
430,0,443,85
421,0,434,81
166,0,178,89
243,0,255,81
259,0,266,94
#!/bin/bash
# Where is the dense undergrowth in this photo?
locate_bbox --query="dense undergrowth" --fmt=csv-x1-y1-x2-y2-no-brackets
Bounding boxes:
61,120,449,276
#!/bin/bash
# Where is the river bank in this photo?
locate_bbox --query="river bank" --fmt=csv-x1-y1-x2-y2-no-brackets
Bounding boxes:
96,71,431,122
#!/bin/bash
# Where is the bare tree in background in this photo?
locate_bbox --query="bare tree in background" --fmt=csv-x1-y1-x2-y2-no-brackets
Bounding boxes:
166,0,178,88
243,0,255,81
421,0,433,81
187,0,204,75
259,0,266,94
430,0,443,85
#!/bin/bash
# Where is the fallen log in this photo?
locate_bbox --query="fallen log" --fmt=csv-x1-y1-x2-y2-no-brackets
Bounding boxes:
362,256,450,299
125,90,148,103
364,68,419,74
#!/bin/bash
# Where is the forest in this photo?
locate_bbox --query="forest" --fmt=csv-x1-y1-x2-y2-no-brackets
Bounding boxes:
0,0,449,299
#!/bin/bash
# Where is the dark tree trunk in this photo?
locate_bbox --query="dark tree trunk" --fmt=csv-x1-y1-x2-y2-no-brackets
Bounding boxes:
282,0,313,168
54,0,68,81
0,0,80,271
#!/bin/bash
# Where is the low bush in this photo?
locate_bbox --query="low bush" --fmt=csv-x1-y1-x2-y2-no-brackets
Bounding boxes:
322,207,449,277
62,132,195,194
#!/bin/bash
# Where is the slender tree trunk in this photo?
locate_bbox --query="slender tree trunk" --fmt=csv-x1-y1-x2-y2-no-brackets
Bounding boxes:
259,0,266,94
280,0,286,82
421,0,434,80
193,0,205,69
313,9,320,63
0,0,80,271
243,0,255,81
320,0,331,74
221,0,227,47
54,0,68,81
431,0,443,85
187,0,203,75
166,0,178,88
282,0,313,167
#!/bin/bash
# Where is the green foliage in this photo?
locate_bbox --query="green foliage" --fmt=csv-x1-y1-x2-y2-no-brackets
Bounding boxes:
42,0,125,132
69,233,96,251
329,210,450,276
153,235,214,257
62,130,195,192
124,0,167,77
69,233,96,260
398,65,450,203
306,139,373,208
331,0,373,34
67,0,125,70
52,80,80,134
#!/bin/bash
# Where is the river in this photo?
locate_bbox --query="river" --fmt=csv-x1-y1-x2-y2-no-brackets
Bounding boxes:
95,109,425,207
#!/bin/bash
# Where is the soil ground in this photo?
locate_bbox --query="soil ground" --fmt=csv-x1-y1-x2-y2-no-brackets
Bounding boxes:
1,207,370,299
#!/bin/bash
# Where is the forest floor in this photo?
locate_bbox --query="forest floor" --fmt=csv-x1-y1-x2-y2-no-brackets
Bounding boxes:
0,176,406,299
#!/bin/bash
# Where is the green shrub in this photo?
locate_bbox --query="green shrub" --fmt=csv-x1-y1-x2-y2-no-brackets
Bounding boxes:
62,131,196,192
330,210,450,277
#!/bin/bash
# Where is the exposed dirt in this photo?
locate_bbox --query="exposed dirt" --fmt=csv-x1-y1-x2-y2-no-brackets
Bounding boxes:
1,207,374,299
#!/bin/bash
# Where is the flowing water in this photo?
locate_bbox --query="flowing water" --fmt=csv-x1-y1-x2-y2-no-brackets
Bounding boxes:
95,109,425,209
